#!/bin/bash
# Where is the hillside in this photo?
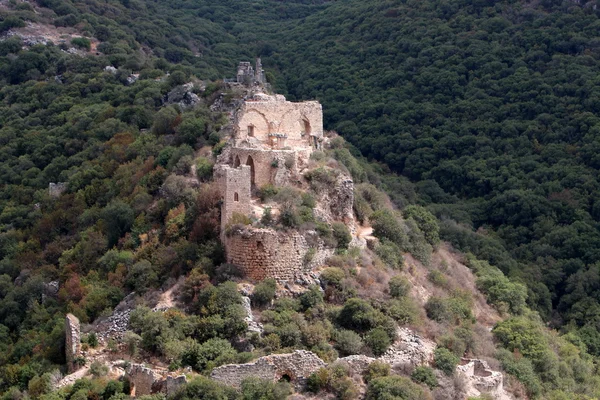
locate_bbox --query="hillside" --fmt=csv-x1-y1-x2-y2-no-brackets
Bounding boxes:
2,0,600,398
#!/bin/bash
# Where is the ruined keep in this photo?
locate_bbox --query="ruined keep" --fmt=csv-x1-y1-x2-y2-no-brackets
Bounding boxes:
215,89,349,282
65,313,81,373
236,58,265,86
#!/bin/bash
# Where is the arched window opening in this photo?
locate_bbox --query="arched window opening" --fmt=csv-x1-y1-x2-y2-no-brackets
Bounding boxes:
246,156,255,186
234,192,239,202
233,155,241,167
248,125,254,137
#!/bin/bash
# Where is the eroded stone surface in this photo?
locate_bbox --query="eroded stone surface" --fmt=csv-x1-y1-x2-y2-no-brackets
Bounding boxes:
457,358,512,400
65,313,81,373
211,350,326,388
379,327,436,367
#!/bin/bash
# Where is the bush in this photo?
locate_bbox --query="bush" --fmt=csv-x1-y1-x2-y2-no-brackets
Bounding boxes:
403,205,440,246
434,347,460,375
334,329,364,356
427,270,448,288
299,285,324,310
370,209,409,249
425,296,452,323
320,267,345,287
366,375,428,400
386,298,420,325
240,376,291,400
71,37,91,50
196,157,214,181
364,360,390,383
307,368,330,393
365,327,391,356
259,184,278,201
90,361,108,377
389,275,411,298
252,278,277,308
332,222,352,249
411,366,438,389
338,298,378,332
375,239,404,270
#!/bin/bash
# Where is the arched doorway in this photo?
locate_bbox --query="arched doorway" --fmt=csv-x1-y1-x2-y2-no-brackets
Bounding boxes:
246,156,255,187
233,155,241,167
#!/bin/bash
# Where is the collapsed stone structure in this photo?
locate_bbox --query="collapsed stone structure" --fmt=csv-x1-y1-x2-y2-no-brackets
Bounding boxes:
124,364,187,397
215,90,352,282
236,58,265,86
457,358,510,400
211,350,326,388
49,182,66,197
65,314,81,373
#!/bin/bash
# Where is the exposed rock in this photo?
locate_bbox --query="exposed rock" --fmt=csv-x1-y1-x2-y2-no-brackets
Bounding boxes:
166,82,202,109
94,292,136,343
211,350,326,389
104,66,117,74
49,182,67,197
379,327,436,367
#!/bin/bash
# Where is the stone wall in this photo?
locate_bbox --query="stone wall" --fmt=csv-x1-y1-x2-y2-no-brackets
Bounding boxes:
226,227,331,282
65,314,81,373
215,165,252,229
211,350,326,388
233,94,323,151
226,147,311,189
456,359,508,400
49,182,66,198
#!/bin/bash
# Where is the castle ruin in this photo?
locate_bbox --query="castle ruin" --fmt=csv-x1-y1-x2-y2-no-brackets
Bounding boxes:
215,90,352,282
236,58,265,86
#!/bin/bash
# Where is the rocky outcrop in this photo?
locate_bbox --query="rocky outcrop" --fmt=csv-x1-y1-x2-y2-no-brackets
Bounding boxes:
241,296,263,334
166,82,203,109
379,327,436,367
210,350,326,388
94,292,136,343
65,314,81,373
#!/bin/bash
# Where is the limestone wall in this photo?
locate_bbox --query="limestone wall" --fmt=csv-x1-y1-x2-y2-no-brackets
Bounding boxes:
233,94,323,151
215,165,252,229
65,314,81,373
211,350,326,388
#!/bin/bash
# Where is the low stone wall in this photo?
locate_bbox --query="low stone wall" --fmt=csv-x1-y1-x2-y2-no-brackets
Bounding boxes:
457,358,507,399
211,350,326,388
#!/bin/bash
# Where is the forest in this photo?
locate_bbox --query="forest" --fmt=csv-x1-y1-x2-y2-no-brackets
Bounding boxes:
2,0,600,397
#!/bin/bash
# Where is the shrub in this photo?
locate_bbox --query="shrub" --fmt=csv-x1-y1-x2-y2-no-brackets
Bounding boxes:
427,270,448,288
365,327,391,356
252,278,277,308
338,298,378,332
411,366,438,389
261,207,273,226
375,239,404,270
241,376,291,400
335,329,364,356
332,222,352,249
389,275,411,298
386,298,420,325
320,267,345,287
299,285,324,310
71,37,91,50
364,360,390,383
366,375,428,400
434,347,460,375
196,157,214,181
370,209,409,249
403,205,440,246
307,368,330,393
90,361,108,377
425,296,452,323
259,184,279,201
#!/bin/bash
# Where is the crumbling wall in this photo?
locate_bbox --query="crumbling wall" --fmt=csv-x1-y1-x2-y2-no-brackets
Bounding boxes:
226,228,331,282
226,148,311,189
211,350,325,388
233,94,323,150
126,364,164,397
457,359,508,399
65,314,81,373
49,182,66,198
215,165,252,229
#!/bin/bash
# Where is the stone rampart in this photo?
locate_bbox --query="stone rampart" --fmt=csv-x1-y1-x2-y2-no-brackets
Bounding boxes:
211,350,325,388
226,227,331,282
65,313,81,373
